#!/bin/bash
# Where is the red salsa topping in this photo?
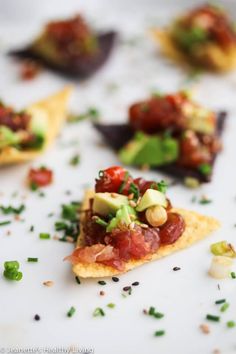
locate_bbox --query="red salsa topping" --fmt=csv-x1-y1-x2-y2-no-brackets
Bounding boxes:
67,166,185,270
128,92,221,170
28,167,53,189
0,103,30,132
45,15,98,59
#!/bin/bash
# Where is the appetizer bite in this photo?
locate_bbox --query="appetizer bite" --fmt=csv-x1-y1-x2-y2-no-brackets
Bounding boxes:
0,86,72,165
10,15,116,78
94,91,226,184
65,166,220,277
152,3,236,71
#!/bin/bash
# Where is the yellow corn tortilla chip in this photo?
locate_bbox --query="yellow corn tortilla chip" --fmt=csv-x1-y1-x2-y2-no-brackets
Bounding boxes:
0,86,73,165
151,28,236,72
72,189,220,278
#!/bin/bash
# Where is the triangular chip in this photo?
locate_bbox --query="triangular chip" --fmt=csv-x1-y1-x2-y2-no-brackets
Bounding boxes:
72,189,220,278
0,86,73,165
151,29,236,72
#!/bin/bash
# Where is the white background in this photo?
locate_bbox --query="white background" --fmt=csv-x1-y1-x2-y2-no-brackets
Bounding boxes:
0,0,236,353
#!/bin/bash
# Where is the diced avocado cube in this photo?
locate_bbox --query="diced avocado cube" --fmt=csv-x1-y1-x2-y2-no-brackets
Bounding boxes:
136,189,167,212
119,133,179,167
0,126,21,149
93,192,129,216
106,205,135,232
27,107,48,149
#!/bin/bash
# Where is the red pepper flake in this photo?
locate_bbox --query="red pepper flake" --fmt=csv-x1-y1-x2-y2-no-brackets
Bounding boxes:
199,324,210,334
28,167,53,189
20,60,41,81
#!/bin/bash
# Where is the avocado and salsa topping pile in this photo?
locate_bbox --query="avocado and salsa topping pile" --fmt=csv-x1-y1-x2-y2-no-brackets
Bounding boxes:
0,101,47,151
10,14,116,78
95,91,226,183
66,166,185,270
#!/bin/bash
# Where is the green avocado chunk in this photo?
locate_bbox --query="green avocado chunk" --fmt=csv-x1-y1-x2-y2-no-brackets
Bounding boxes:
136,189,167,212
27,107,47,149
93,192,129,216
119,132,179,167
106,205,136,232
0,126,21,149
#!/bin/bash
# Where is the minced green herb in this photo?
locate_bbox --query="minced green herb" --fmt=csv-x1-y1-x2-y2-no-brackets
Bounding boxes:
69,154,80,166
0,220,11,226
227,321,235,328
67,306,76,317
3,260,23,281
68,107,100,123
154,330,165,337
27,258,38,262
55,201,81,242
39,233,50,240
93,307,105,317
0,204,25,215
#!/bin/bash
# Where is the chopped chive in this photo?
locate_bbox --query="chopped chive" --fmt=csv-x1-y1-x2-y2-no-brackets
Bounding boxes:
148,306,164,319
39,233,50,239
149,307,155,316
231,272,236,279
95,217,108,228
27,258,38,263
206,314,220,322
69,154,80,166
198,163,212,176
215,299,226,305
154,330,165,337
199,197,212,205
227,321,235,328
0,204,25,215
98,280,106,286
154,312,164,319
93,307,105,317
0,220,11,226
107,303,116,309
220,303,229,312
67,306,76,317
75,276,81,284
3,260,23,281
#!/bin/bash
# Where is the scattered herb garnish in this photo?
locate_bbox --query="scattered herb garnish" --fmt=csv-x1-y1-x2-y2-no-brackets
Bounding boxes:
67,306,76,317
118,172,130,194
55,201,81,242
69,154,80,166
128,183,140,201
157,180,168,194
231,272,236,279
94,217,108,228
199,196,212,205
107,303,116,309
198,163,212,176
148,306,164,319
206,314,220,322
0,204,25,215
68,107,100,123
220,303,229,312
27,258,38,263
215,299,226,305
93,307,105,317
39,233,51,240
0,220,11,226
154,330,165,337
3,261,23,281
227,321,235,328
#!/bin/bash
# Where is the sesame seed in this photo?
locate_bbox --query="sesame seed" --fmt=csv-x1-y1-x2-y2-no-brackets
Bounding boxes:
132,281,139,286
173,266,181,271
112,277,119,282
123,286,131,292
43,281,54,287
34,314,40,321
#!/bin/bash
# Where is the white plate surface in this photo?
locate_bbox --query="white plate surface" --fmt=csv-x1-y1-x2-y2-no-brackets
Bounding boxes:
0,1,236,353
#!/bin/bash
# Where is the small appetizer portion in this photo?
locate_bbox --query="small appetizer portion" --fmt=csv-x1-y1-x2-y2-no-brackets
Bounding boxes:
0,86,72,165
10,15,116,78
152,3,236,71
94,91,226,183
65,166,220,278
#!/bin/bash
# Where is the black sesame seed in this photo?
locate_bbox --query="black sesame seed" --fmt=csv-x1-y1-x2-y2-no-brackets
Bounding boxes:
132,281,139,286
173,267,181,271
34,314,40,321
98,280,106,286
112,277,119,282
123,286,131,292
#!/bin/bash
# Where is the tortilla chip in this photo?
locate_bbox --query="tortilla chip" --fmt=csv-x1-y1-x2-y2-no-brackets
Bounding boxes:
151,28,236,72
0,86,73,165
72,189,220,278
